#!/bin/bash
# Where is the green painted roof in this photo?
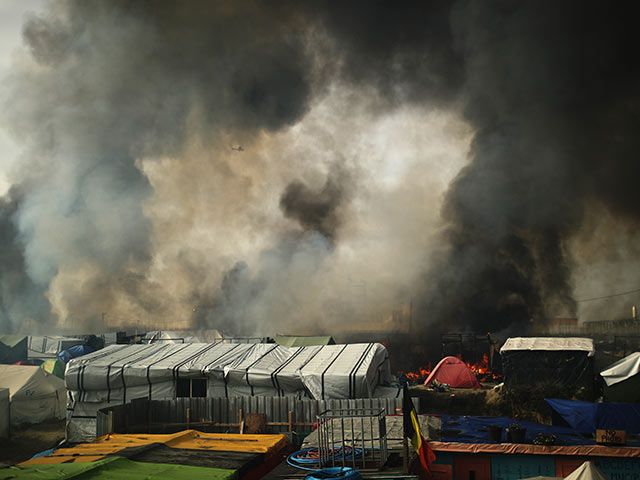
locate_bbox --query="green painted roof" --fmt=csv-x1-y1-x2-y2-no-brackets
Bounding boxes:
274,335,335,347
0,334,27,348
0,457,237,480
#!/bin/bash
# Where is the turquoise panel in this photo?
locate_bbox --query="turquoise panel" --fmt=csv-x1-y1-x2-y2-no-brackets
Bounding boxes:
595,457,640,480
491,454,555,480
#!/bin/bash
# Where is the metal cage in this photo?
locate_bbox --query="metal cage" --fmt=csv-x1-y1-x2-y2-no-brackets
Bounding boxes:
316,407,388,471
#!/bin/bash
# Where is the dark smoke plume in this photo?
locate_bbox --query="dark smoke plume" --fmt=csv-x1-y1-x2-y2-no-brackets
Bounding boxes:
279,165,352,243
1,0,639,336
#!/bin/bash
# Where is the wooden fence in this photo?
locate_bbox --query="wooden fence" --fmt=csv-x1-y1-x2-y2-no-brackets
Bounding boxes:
96,396,407,440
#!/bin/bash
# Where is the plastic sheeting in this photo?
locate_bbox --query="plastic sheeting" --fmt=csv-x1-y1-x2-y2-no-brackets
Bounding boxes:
440,414,601,446
545,398,640,433
0,365,66,424
24,430,289,465
58,345,94,363
65,342,391,441
600,352,640,386
500,337,595,357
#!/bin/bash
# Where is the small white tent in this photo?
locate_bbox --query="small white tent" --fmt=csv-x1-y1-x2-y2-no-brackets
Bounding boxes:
0,365,66,425
565,462,610,480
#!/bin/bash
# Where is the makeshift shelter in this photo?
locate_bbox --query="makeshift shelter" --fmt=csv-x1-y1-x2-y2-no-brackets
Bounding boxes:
0,365,66,425
565,461,610,480
599,352,640,402
423,356,481,389
58,344,94,363
66,342,391,441
545,398,640,433
0,335,27,364
500,337,595,391
41,358,66,379
275,335,335,347
28,336,84,361
144,330,223,344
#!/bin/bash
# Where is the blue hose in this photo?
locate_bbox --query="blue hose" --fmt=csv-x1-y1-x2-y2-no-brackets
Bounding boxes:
304,467,362,480
287,447,364,471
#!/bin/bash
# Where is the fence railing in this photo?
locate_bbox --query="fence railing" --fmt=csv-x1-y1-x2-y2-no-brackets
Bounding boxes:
96,396,406,442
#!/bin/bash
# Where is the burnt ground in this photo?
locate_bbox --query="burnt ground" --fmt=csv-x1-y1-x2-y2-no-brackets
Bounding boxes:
0,419,66,465
411,383,512,417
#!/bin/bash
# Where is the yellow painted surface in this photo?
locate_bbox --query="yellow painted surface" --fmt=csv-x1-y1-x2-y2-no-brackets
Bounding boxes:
21,430,289,465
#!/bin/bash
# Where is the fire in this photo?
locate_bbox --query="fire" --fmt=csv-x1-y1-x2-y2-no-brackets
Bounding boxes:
399,362,432,383
463,353,502,382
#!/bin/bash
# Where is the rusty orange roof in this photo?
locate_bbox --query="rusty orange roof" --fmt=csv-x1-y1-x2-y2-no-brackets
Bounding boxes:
22,430,289,465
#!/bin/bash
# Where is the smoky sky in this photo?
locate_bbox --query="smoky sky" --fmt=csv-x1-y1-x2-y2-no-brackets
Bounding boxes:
1,0,639,334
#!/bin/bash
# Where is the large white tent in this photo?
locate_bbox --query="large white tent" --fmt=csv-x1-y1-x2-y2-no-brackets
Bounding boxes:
65,342,391,441
0,365,66,425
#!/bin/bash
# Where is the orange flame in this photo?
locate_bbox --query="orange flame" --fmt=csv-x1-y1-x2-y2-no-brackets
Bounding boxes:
398,362,432,383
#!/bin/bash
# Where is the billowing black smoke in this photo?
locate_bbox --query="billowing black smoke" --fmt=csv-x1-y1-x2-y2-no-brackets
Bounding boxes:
279,165,352,244
419,1,640,333
1,0,639,334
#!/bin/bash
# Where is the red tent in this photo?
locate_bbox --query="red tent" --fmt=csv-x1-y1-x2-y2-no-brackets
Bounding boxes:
423,356,481,389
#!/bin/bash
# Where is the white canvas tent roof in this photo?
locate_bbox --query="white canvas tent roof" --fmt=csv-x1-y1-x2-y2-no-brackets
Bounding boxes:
600,351,640,386
564,461,610,480
500,337,595,357
0,365,66,425
65,342,391,441
28,335,84,358
67,342,390,401
143,330,223,344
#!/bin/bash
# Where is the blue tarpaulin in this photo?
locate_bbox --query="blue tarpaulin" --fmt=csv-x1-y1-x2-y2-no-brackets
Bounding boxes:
545,398,640,433
440,415,595,446
58,345,94,363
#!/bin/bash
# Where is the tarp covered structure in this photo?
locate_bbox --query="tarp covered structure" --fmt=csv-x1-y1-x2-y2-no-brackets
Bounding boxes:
58,344,94,363
0,335,27,364
0,365,66,425
424,356,481,389
144,330,223,344
28,336,84,360
275,335,335,347
545,398,640,433
66,342,391,441
599,352,640,402
500,337,595,391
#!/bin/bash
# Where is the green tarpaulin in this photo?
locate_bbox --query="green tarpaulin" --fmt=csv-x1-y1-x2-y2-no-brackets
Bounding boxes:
0,457,237,480
40,358,66,379
274,335,335,347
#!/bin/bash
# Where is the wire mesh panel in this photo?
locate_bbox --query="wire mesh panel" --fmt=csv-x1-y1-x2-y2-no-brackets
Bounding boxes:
316,407,388,471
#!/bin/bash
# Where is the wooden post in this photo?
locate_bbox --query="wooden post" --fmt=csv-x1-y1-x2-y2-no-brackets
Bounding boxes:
187,407,190,429
239,408,244,434
288,410,293,434
108,411,114,434
403,385,409,474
